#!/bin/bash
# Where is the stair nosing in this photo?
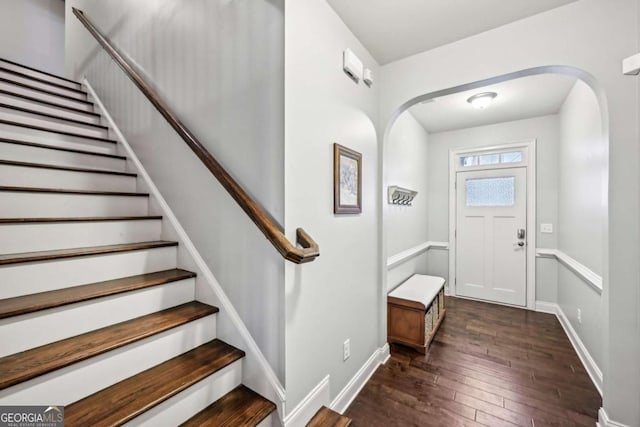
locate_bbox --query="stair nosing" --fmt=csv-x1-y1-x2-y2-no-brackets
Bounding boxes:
0,58,81,86
0,138,126,160
0,67,87,95
0,240,177,266
0,269,196,319
0,119,116,144
0,76,91,104
0,302,219,390
0,215,162,224
0,186,148,197
65,339,243,427
0,89,100,117
0,159,136,177
180,385,276,427
0,102,107,129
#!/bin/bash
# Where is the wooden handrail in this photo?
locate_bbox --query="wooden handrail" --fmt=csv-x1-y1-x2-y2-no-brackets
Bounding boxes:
73,8,319,264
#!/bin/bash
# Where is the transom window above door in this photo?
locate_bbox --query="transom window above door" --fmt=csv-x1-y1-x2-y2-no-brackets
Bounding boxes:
460,150,523,168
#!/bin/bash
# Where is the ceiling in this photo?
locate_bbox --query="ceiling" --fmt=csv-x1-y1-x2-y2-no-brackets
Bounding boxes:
408,74,577,134
326,0,579,64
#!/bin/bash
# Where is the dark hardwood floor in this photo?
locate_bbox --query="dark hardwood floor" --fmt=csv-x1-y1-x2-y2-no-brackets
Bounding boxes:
345,297,601,427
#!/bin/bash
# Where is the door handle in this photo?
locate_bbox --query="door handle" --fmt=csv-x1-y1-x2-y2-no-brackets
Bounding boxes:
515,241,525,247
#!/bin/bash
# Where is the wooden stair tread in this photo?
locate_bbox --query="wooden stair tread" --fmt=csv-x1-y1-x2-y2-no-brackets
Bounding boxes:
0,88,100,117
0,302,218,390
0,76,91,104
307,407,352,427
0,138,124,159
0,119,116,143
0,240,177,266
0,215,161,224
0,66,86,94
0,269,195,319
0,58,81,86
0,102,107,129
65,340,244,427
180,385,276,427
0,186,148,196
0,159,136,176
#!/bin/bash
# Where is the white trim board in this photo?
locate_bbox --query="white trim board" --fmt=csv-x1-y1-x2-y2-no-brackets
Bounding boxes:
331,343,390,414
83,79,287,418
536,248,603,294
535,301,603,395
387,241,449,269
283,375,330,427
597,408,632,427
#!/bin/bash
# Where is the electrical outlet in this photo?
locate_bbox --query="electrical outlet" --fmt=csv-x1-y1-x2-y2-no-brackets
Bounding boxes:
541,223,553,233
577,308,582,324
343,339,351,361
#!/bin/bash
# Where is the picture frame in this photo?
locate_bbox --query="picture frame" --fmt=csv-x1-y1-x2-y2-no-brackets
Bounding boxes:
334,143,362,214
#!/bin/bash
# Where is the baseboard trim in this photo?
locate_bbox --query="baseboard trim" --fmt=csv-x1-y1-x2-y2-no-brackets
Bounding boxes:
597,408,632,427
283,375,330,427
535,301,603,395
387,241,449,269
84,78,287,416
330,343,390,414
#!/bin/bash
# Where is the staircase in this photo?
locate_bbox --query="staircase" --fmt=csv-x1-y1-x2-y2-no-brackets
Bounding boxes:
0,58,276,426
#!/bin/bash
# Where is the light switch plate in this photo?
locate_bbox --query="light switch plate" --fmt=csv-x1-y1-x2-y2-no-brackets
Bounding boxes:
540,223,553,233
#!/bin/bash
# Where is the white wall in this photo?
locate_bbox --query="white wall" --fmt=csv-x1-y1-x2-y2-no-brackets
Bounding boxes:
557,80,606,370
379,1,639,424
65,0,286,381
426,114,560,302
284,0,380,411
386,111,430,290
0,0,65,75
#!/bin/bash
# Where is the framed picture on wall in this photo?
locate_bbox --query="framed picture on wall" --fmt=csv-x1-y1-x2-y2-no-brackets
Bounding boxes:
334,143,362,214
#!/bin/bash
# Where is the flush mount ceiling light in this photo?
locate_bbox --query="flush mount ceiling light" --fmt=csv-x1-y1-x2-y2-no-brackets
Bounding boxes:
467,92,497,109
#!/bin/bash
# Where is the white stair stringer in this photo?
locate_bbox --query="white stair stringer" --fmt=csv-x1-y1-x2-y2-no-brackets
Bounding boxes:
0,218,161,253
0,190,148,217
0,140,125,171
0,60,81,90
0,278,196,357
0,162,136,192
0,91,100,124
0,246,178,298
0,314,218,405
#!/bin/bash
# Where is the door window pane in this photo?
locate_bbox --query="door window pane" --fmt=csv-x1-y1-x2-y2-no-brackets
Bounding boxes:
500,151,523,163
466,176,515,207
479,153,500,165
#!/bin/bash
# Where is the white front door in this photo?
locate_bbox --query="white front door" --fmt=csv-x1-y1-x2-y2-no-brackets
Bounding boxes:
455,167,527,306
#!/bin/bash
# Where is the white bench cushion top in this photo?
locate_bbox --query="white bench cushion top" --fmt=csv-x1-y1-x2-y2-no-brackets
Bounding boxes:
388,274,445,308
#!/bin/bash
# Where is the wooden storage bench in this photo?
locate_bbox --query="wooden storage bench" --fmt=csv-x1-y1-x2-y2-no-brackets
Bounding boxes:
387,274,446,354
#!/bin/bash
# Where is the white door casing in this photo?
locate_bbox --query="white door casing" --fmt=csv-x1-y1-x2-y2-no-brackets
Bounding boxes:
456,167,527,306
448,140,536,310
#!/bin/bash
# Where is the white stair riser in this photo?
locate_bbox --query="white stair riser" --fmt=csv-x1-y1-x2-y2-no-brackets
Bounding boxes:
0,315,218,405
0,92,100,124
0,81,91,110
126,362,243,427
0,246,177,298
0,219,161,253
0,142,125,171
0,122,114,153
0,191,148,217
0,107,108,138
0,70,86,100
0,61,80,91
0,164,136,192
0,278,196,357
257,415,274,427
